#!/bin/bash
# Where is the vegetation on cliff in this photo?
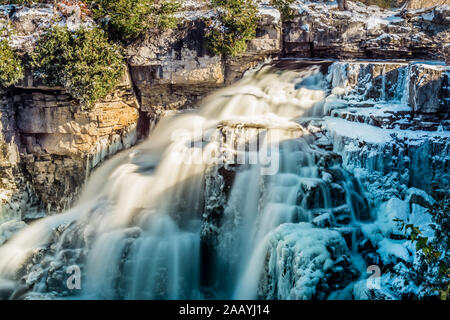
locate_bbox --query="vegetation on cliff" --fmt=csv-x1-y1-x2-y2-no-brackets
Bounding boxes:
0,0,181,105
87,0,180,42
32,26,124,108
206,0,299,56
206,0,258,57
395,191,449,300
271,0,296,21
0,30,23,87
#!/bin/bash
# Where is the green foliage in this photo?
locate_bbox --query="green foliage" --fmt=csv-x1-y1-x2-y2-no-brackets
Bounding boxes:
89,0,180,42
154,0,181,29
32,26,125,108
207,0,258,57
394,195,449,300
394,220,442,264
0,37,24,87
271,0,296,21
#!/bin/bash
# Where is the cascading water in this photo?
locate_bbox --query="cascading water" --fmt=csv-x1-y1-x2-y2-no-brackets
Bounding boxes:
0,63,369,300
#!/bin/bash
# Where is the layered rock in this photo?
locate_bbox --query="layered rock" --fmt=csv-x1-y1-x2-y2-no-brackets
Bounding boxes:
284,2,449,59
0,87,37,224
0,72,139,217
326,61,449,122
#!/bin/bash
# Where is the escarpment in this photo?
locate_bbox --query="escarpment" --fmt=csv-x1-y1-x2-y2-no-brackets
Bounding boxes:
0,1,448,224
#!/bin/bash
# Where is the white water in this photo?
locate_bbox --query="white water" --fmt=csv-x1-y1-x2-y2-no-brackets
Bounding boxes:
0,65,364,299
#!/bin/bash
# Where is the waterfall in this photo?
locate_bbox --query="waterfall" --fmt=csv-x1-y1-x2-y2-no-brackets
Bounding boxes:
0,63,368,300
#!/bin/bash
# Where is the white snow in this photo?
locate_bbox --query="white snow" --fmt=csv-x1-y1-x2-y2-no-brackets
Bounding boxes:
377,238,410,265
367,16,388,30
325,117,392,144
376,197,409,235
257,5,281,25
264,223,349,300
353,276,396,300
325,117,450,146
409,204,434,239
0,4,94,51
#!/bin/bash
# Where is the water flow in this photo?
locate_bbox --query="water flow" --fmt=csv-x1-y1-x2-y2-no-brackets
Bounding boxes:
0,64,357,299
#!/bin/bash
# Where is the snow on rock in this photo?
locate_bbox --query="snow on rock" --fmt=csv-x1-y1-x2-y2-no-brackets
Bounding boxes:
306,59,446,300
376,238,411,265
353,258,429,300
325,117,394,144
408,203,435,238
407,187,435,209
364,197,410,241
356,193,437,299
284,1,449,58
259,223,353,300
0,4,94,52
257,3,281,26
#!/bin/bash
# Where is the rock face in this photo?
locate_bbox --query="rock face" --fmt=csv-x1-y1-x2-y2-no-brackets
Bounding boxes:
0,87,34,224
284,2,449,59
0,72,139,217
327,61,449,125
408,63,449,114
